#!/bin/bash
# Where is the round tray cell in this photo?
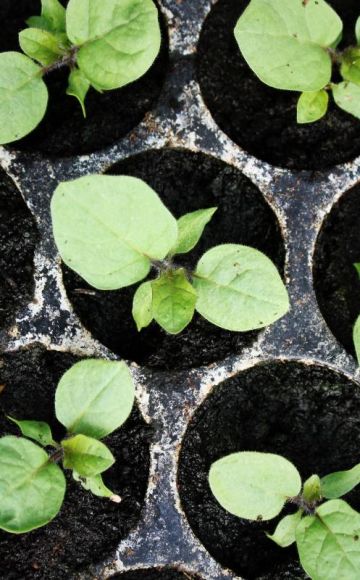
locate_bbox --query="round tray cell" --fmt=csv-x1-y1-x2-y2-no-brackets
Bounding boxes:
0,0,168,157
62,148,285,371
178,360,360,579
197,0,360,171
110,568,202,580
0,169,38,331
313,184,360,357
0,345,151,580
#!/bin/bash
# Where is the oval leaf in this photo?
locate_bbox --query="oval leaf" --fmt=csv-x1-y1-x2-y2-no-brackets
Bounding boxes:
66,67,90,117
297,90,329,124
0,436,65,533
267,510,303,547
132,280,153,331
55,359,135,439
66,0,161,90
333,82,360,120
209,452,301,521
41,0,66,32
51,175,178,290
303,474,322,502
0,52,48,145
8,417,55,447
73,471,118,500
321,464,360,500
340,48,360,86
152,268,197,334
296,500,360,580
193,244,289,332
62,434,114,477
356,16,360,45
354,315,360,366
172,208,217,255
19,28,66,66
234,0,339,91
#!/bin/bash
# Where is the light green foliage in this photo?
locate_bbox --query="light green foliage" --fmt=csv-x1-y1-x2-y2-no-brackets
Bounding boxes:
0,52,48,145
0,436,66,533
66,0,161,90
356,17,360,45
152,269,197,334
172,208,217,255
333,82,360,120
354,314,360,365
62,434,115,477
55,358,135,439
303,474,322,503
66,68,90,116
51,175,177,290
193,245,289,331
267,511,303,547
29,0,67,33
354,263,360,277
296,500,360,580
8,417,55,447
19,28,67,66
340,48,360,86
73,471,118,500
297,90,329,124
234,0,341,92
209,452,301,521
321,464,360,499
132,281,153,331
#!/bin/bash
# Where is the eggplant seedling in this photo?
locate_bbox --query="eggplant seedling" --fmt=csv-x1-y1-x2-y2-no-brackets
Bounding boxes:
51,174,290,335
209,452,360,580
0,0,161,144
235,0,360,124
0,358,135,533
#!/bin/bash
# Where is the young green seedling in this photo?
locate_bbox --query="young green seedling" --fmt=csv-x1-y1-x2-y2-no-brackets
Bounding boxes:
353,263,360,364
234,0,360,124
209,452,360,580
0,0,161,144
51,174,290,335
0,358,135,533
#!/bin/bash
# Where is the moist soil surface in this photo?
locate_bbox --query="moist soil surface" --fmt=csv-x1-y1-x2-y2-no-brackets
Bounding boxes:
0,170,38,333
178,360,360,579
197,0,360,171
0,346,151,580
111,569,201,579
313,183,360,356
62,149,285,371
0,0,168,157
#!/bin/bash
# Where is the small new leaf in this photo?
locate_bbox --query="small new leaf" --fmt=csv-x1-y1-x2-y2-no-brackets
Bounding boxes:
66,68,90,117
36,0,66,33
297,90,329,124
356,16,360,45
172,207,217,255
321,464,360,499
19,28,66,66
332,82,360,120
132,281,153,331
340,48,360,86
152,269,197,334
303,474,322,503
62,434,115,477
73,471,120,501
354,263,360,278
267,510,303,548
8,417,55,447
354,314,360,365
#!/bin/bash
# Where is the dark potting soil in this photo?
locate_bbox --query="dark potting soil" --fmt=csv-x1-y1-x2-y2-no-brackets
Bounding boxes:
197,0,360,171
0,345,151,580
178,360,360,579
62,149,285,371
110,568,202,579
0,170,38,333
0,0,168,157
313,183,360,357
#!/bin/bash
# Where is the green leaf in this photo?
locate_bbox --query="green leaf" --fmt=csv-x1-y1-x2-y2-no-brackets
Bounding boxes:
333,82,360,120
66,68,90,117
8,417,55,447
19,28,65,66
51,175,178,290
0,436,65,533
73,470,120,501
26,16,53,31
209,452,301,521
234,0,341,92
267,510,303,548
193,244,289,332
132,281,153,331
55,359,135,439
297,90,329,124
152,269,197,334
321,464,360,499
41,0,66,32
0,52,48,145
340,48,360,86
303,474,322,503
356,16,360,45
66,0,161,90
296,500,360,580
354,263,360,278
354,315,360,365
172,208,217,255
62,434,114,477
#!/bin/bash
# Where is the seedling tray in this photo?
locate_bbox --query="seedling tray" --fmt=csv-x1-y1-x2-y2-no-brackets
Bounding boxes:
1,0,360,578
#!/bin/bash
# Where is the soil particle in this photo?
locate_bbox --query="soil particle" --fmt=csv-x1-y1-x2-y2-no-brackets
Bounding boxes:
178,360,360,579
62,149,285,371
0,345,151,580
197,0,360,170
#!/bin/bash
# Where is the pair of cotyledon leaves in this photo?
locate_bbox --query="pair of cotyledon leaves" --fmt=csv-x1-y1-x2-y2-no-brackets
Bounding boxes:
210,452,360,580
51,174,289,336
0,359,134,533
235,0,360,124
0,0,161,144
